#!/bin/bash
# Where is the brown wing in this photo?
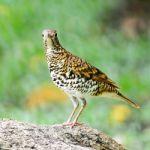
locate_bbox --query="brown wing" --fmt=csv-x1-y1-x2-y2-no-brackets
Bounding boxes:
68,54,118,88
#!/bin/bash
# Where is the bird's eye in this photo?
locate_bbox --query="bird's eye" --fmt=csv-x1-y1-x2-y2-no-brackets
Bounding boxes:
42,34,44,37
55,33,57,36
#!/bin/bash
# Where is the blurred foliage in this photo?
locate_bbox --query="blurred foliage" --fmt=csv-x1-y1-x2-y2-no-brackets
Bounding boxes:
100,0,150,38
0,0,150,149
109,105,131,124
26,84,67,108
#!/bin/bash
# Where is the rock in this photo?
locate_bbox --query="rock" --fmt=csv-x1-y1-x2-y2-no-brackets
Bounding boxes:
0,119,126,150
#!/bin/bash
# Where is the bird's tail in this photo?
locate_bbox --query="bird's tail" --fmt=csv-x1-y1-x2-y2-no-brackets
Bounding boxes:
116,92,140,108
101,91,140,108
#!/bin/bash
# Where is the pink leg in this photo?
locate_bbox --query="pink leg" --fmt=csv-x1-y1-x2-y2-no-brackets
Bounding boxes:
63,96,79,125
71,98,87,128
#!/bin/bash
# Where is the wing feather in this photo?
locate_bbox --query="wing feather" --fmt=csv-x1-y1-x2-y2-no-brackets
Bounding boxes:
67,55,118,88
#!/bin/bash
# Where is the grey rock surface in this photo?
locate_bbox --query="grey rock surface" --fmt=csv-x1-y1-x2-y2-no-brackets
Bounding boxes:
0,119,126,150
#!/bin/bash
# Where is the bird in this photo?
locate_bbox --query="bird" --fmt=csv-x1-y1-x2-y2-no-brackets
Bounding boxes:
42,29,140,127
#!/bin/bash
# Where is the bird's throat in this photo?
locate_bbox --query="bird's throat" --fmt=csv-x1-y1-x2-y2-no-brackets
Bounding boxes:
44,37,62,54
45,38,53,49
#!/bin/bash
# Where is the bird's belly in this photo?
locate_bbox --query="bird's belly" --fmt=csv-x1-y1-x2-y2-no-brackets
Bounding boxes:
50,71,99,96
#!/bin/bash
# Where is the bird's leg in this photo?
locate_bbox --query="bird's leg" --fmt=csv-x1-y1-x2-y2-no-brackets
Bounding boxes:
71,97,87,128
63,96,79,125
67,97,79,123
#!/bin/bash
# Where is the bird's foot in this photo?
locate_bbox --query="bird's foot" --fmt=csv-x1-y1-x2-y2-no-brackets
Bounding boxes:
62,122,73,126
71,122,83,128
63,122,82,128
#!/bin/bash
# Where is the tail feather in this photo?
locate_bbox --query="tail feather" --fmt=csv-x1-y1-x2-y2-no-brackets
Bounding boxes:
117,92,140,109
100,91,140,108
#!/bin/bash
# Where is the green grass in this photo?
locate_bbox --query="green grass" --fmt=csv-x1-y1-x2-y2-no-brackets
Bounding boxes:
0,0,150,149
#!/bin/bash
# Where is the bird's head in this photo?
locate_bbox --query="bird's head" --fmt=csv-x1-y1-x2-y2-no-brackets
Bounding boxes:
42,29,60,53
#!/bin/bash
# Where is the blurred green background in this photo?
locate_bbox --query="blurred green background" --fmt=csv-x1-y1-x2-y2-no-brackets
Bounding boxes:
0,0,150,149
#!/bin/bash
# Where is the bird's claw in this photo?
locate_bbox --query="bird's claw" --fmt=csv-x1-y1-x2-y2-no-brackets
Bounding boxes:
63,122,83,128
